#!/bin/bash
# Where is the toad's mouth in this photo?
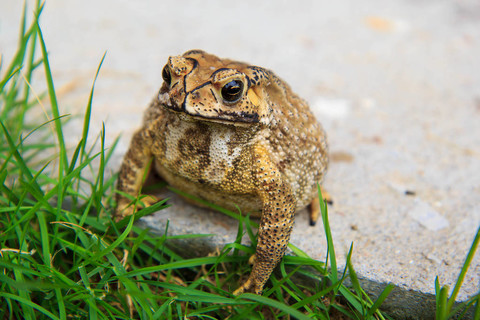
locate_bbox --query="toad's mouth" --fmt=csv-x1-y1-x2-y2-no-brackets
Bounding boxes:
157,92,258,127
158,92,181,112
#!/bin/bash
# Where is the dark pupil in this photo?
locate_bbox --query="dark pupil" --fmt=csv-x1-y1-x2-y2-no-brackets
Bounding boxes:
221,80,244,103
162,66,171,85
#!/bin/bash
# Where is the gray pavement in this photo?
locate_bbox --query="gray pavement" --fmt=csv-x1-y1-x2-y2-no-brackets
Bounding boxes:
1,0,479,318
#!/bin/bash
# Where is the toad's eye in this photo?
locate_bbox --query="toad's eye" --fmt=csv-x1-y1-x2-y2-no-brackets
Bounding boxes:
162,65,171,86
221,80,244,103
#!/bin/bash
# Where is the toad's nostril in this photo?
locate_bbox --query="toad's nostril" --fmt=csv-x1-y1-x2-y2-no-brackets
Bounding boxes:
191,91,200,100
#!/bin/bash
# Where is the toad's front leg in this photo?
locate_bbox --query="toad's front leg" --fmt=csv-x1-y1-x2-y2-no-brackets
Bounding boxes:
114,128,154,222
233,146,296,295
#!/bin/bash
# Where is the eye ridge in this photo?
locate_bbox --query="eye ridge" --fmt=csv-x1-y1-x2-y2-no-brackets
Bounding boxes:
221,79,244,103
162,65,172,86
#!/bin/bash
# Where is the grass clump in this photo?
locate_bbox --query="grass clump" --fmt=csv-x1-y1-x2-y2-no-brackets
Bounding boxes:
1,2,479,319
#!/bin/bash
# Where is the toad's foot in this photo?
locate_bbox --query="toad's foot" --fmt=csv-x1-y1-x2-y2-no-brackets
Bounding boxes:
309,187,333,226
114,195,159,222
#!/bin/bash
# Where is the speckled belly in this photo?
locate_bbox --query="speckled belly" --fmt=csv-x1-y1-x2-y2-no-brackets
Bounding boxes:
154,161,263,216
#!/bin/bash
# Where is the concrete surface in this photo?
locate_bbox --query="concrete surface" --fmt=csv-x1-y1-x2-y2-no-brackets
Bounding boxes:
1,0,479,318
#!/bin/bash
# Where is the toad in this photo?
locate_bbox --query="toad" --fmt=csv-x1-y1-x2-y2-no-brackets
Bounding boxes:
114,50,328,295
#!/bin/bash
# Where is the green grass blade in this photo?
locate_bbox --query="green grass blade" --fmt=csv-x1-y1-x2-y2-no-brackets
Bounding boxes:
35,20,68,175
11,260,35,320
114,199,169,229
78,265,99,320
436,276,443,316
435,276,441,298
0,260,43,278
474,295,480,320
158,283,247,304
238,293,311,320
81,52,106,159
0,66,22,92
152,298,175,319
124,255,241,278
318,184,337,282
267,264,302,298
36,210,52,268
67,137,84,175
282,255,325,267
73,214,136,269
448,296,480,320
0,292,60,320
366,283,394,318
132,227,151,256
438,286,449,320
18,1,42,131
346,244,362,298
344,244,367,315
0,1,41,92
446,225,480,313
337,285,365,316
94,123,106,213
290,279,342,310
0,120,42,194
